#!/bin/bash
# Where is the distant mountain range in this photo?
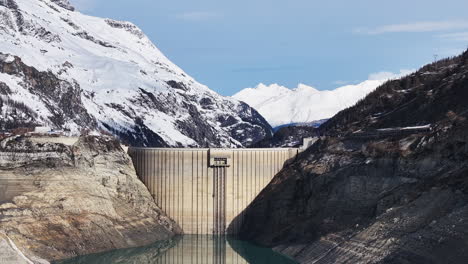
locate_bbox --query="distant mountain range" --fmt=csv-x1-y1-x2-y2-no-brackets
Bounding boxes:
233,73,412,127
0,0,272,147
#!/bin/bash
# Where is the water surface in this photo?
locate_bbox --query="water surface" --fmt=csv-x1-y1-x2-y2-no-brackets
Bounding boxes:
57,235,298,264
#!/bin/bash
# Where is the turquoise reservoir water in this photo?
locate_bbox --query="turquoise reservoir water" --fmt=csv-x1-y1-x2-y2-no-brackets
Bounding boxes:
56,235,298,264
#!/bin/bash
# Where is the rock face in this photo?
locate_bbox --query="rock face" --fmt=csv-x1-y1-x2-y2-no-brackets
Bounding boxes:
0,135,181,261
0,233,49,264
49,0,74,11
0,0,272,147
236,51,468,263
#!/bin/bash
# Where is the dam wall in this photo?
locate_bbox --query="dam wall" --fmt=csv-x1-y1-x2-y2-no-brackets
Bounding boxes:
128,147,298,235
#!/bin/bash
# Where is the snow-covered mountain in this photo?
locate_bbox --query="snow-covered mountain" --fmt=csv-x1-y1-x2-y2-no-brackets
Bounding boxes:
233,76,411,128
0,0,272,147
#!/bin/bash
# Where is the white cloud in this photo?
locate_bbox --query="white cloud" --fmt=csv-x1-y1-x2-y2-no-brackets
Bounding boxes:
438,31,468,42
175,11,221,21
69,0,95,11
355,20,468,35
368,69,414,81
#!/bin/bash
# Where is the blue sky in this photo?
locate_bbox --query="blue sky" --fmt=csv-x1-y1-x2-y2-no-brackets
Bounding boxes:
70,0,468,96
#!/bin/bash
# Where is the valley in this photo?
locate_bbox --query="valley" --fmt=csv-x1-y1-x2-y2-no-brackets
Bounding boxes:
0,0,467,264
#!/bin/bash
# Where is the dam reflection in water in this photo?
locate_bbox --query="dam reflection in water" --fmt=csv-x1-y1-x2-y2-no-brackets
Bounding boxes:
57,235,297,264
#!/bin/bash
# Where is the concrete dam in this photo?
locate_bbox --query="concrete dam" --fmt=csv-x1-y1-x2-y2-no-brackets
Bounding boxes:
128,147,299,235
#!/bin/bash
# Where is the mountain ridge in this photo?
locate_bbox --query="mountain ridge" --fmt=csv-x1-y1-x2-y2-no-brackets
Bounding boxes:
0,0,272,147
233,71,412,127
235,50,468,263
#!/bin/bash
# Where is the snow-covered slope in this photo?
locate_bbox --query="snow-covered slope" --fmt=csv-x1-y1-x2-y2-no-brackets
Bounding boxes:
233,77,410,128
0,0,272,147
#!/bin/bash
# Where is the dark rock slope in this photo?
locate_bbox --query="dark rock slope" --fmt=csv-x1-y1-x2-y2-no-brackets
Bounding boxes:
0,135,181,262
236,50,468,263
253,125,317,148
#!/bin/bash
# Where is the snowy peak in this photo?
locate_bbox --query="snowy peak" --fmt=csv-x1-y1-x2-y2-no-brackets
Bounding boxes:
233,79,398,127
252,83,290,94
0,0,272,147
293,83,319,93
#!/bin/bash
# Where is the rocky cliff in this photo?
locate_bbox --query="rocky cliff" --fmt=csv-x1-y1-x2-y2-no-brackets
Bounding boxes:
0,0,272,147
0,135,181,262
235,51,468,263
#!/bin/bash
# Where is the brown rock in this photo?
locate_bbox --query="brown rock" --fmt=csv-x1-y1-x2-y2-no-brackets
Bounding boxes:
0,135,181,261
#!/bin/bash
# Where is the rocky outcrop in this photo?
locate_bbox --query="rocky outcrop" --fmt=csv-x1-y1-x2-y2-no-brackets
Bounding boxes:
49,0,75,11
236,51,468,263
0,54,96,130
0,135,181,261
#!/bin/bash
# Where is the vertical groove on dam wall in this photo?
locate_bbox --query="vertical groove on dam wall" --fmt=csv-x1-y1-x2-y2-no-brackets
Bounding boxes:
128,148,298,235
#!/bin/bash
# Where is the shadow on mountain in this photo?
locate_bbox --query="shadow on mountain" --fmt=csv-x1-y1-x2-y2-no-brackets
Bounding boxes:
227,236,298,264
